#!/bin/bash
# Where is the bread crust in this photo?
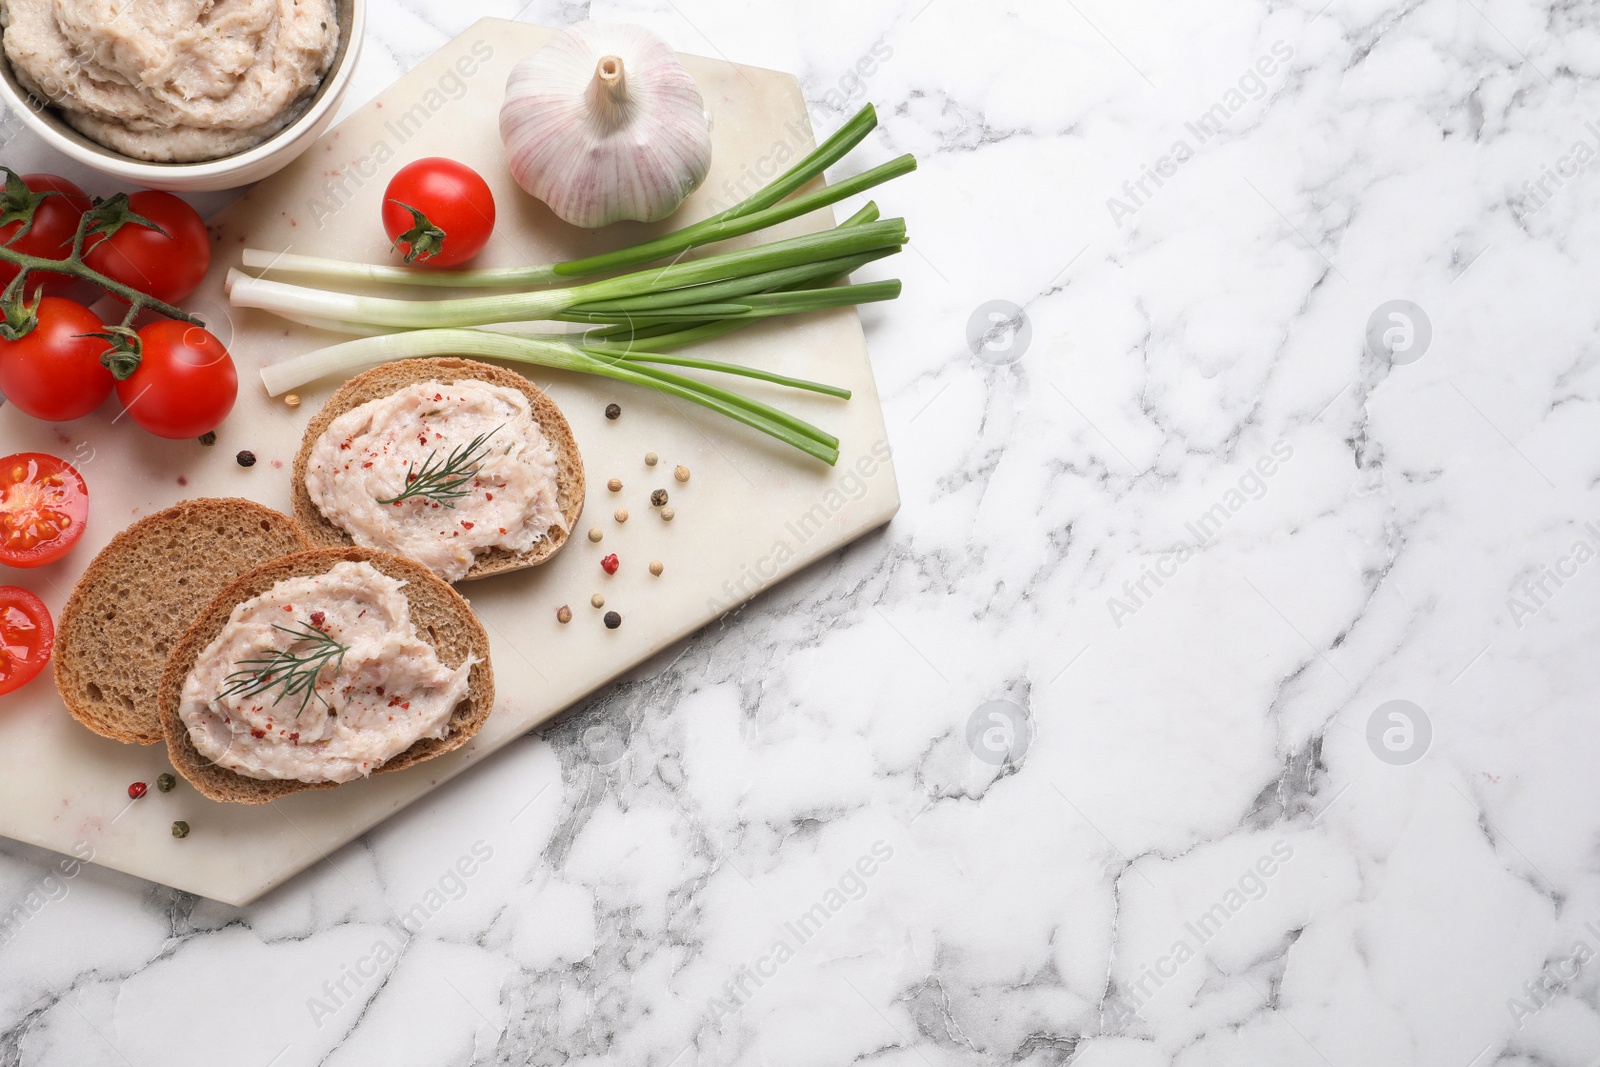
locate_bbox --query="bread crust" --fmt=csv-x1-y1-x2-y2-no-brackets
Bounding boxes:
291,358,585,581
54,498,310,746
157,546,495,804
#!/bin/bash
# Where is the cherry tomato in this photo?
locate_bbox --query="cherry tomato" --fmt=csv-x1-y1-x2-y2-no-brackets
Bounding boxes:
112,321,236,439
83,191,210,305
0,453,88,569
382,158,495,268
0,297,112,421
0,174,90,297
0,586,53,695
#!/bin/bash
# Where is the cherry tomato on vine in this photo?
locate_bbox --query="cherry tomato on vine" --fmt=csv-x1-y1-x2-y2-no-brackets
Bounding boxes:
0,586,53,695
111,320,237,439
382,158,495,268
0,173,90,297
0,297,112,421
0,453,88,569
110,326,236,441
84,190,210,305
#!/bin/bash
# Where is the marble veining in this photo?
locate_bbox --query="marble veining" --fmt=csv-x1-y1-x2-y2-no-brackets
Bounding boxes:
5,0,1600,1064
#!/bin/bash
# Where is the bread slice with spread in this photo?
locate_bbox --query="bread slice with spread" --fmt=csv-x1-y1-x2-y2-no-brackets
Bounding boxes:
291,358,584,582
158,546,495,804
54,498,310,746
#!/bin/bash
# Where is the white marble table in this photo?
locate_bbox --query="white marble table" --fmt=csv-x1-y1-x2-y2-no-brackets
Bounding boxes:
2,1,1596,1064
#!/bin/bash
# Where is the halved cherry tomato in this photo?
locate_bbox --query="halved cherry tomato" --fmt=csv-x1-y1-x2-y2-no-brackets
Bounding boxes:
112,321,236,439
83,190,210,305
0,297,113,421
0,174,90,297
0,586,53,695
0,454,88,568
382,158,495,268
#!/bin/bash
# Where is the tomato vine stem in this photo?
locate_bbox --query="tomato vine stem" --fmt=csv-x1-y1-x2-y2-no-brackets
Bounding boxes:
0,168,204,333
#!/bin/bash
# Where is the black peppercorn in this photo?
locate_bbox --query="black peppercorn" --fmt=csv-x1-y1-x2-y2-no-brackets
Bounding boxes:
604,611,621,629
604,403,621,420
650,489,668,507
236,450,257,467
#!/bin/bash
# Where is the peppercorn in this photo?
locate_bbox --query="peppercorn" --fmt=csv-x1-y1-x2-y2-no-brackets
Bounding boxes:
601,553,619,575
607,477,622,492
285,394,302,408
674,465,690,482
198,431,217,446
651,489,668,507
604,611,621,629
591,593,605,608
614,508,629,523
645,452,659,466
649,560,663,576
236,450,257,467
605,403,621,420
660,506,675,522
128,781,148,800
157,773,176,793
171,821,190,839
588,527,603,543
556,605,572,624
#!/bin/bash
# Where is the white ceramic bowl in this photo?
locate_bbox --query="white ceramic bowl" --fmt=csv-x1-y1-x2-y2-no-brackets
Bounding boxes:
0,0,365,193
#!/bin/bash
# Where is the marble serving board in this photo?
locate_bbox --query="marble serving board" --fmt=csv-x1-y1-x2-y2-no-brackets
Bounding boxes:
0,18,898,906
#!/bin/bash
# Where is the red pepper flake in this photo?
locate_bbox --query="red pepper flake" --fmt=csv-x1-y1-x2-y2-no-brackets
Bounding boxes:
485,492,494,501
289,732,300,744
601,553,620,575
283,605,294,612
375,685,385,696
127,782,147,800
251,729,266,739
434,393,443,401
340,441,352,451
310,611,326,627
402,701,410,709
498,527,506,534
362,461,373,468
460,520,474,530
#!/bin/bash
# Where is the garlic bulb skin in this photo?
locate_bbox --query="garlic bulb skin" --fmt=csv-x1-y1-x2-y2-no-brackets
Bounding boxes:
501,22,714,229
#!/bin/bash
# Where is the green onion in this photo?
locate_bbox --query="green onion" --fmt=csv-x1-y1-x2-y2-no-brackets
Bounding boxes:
258,329,845,465
237,105,918,468
228,218,907,332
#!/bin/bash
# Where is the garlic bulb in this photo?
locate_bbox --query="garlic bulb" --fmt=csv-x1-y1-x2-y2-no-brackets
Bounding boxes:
500,22,714,229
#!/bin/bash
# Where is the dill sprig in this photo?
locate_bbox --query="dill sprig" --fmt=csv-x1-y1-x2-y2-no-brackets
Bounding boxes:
377,424,503,508
218,621,349,713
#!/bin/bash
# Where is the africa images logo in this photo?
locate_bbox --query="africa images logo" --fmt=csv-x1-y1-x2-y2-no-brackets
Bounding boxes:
1365,300,1431,366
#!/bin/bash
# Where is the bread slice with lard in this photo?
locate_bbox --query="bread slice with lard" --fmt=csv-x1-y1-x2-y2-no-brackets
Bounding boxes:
157,546,495,804
291,358,585,581
54,498,310,746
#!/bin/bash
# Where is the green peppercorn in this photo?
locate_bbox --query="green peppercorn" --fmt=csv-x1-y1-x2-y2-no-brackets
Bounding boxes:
156,773,176,793
171,821,190,839
198,431,217,446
